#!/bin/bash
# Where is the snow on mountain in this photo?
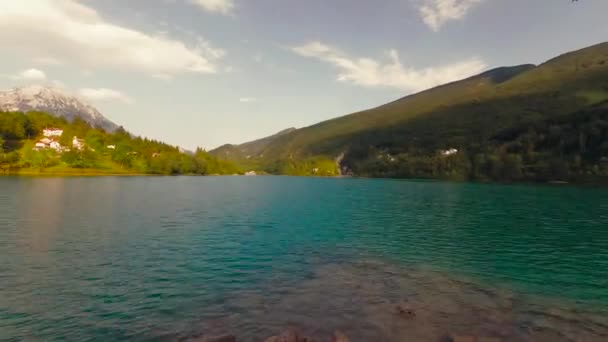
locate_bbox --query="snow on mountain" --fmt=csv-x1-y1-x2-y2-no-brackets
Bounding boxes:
0,85,118,132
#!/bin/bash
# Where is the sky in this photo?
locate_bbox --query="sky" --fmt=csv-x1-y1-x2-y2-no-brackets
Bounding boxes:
1,0,607,150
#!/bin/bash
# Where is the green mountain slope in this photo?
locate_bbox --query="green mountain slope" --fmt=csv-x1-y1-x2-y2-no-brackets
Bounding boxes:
222,42,608,181
211,127,296,167
1,111,239,175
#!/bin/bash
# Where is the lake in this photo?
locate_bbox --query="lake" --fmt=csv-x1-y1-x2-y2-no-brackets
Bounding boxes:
1,176,608,341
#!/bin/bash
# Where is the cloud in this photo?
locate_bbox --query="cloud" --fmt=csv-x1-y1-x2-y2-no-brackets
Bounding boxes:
78,88,134,104
189,0,235,14
292,41,486,93
239,97,257,103
11,68,48,81
0,0,225,76
416,0,483,31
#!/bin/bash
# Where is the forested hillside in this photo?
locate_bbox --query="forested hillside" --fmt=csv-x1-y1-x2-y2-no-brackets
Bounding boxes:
211,127,296,170
0,111,239,175
216,42,608,182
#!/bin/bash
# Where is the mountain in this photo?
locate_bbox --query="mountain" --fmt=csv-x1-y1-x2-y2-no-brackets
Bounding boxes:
221,42,608,181
211,127,296,166
0,85,118,132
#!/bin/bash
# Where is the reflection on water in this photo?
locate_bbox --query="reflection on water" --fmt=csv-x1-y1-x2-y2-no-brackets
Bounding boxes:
1,176,608,341
17,177,67,254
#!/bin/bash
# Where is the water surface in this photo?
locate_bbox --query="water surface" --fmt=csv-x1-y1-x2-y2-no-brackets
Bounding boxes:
1,176,607,341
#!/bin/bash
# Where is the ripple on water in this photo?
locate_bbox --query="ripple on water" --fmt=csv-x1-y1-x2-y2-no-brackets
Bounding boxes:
180,259,608,342
1,176,607,341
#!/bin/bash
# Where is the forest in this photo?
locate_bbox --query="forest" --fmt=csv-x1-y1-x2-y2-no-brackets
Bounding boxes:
0,111,239,175
342,102,608,183
209,42,608,183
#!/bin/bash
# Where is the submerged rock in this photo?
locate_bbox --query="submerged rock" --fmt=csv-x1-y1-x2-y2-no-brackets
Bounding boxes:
264,328,312,342
264,328,348,342
331,331,350,342
451,336,476,342
441,335,502,342
396,305,416,318
189,335,236,342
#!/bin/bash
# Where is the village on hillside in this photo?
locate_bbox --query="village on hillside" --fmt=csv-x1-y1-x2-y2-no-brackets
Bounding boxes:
33,127,115,153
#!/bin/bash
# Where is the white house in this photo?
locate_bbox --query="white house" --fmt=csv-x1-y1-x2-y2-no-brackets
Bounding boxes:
33,128,66,151
49,141,62,151
33,138,62,151
72,136,85,151
43,128,63,137
106,145,116,150
33,142,46,150
441,148,459,156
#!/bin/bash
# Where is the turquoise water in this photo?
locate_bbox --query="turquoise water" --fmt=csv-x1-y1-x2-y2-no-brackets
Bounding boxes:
1,176,608,341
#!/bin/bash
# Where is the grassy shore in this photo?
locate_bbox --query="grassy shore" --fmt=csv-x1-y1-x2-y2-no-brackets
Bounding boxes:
2,166,148,177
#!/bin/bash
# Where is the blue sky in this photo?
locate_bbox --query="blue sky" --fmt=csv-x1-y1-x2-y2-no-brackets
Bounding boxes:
1,0,607,149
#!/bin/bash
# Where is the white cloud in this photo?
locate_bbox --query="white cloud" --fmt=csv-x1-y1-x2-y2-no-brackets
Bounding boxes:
292,41,486,93
189,0,235,14
78,88,134,104
11,68,48,81
239,97,257,103
0,0,225,76
416,0,483,31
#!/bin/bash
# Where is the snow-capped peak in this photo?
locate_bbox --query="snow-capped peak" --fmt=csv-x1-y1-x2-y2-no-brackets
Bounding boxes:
0,85,118,131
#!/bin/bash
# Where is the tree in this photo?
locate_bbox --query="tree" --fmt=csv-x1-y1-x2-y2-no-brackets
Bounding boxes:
29,150,54,171
0,112,29,140
0,152,19,173
85,129,106,151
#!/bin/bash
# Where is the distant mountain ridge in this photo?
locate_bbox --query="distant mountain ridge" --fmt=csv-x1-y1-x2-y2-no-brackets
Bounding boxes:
211,127,296,163
211,41,608,181
0,85,118,132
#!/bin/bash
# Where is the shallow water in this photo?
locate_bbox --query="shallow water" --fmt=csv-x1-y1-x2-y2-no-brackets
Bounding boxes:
1,176,607,341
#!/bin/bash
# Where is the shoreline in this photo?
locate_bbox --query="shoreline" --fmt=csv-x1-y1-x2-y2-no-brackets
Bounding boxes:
2,169,151,177
3,170,608,187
